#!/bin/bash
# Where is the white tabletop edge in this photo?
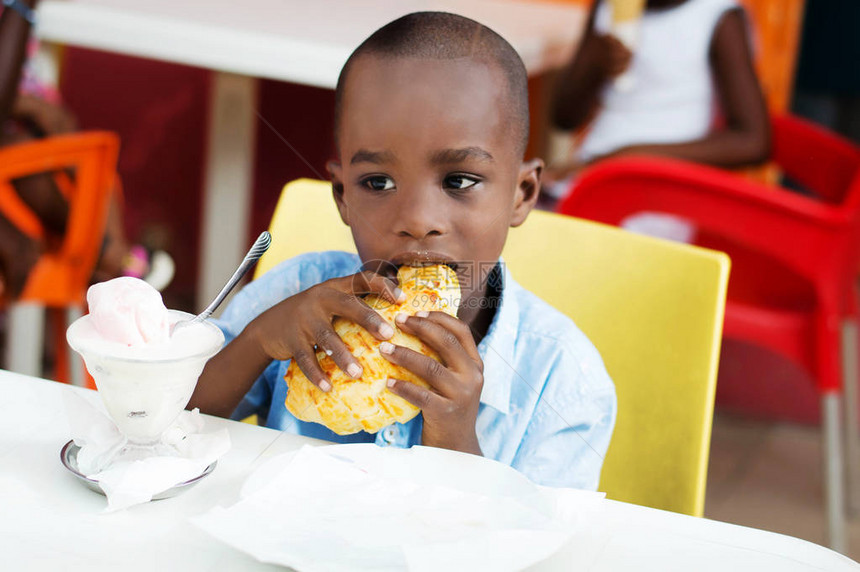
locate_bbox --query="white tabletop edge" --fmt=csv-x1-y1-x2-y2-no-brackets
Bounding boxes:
34,3,350,88
34,0,585,87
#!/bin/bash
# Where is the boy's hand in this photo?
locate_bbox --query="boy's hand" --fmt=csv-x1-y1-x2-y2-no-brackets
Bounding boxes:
380,311,484,455
249,271,402,391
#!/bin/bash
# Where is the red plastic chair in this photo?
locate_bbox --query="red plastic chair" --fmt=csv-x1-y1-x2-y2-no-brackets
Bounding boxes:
556,113,860,552
0,132,119,388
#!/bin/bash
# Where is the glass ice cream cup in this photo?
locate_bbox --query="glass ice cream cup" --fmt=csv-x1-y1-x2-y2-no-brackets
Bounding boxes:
66,310,224,459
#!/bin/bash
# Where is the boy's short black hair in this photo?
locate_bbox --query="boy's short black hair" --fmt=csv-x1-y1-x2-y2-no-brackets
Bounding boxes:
334,11,530,156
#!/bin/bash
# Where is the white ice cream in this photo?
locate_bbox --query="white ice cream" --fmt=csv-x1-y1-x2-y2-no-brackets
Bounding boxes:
87,277,170,347
73,277,222,361
67,278,225,446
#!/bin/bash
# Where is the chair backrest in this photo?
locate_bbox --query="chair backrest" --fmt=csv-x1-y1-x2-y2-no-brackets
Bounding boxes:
255,179,356,277
771,113,860,205
259,178,731,516
0,132,119,306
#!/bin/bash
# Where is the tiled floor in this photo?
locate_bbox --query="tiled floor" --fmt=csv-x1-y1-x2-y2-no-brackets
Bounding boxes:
705,411,860,561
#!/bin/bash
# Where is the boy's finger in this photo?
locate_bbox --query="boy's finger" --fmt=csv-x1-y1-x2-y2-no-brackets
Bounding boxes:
351,271,405,304
385,377,439,411
379,341,455,395
422,312,482,365
339,294,397,341
395,312,482,370
292,348,332,392
314,326,363,380
318,286,395,340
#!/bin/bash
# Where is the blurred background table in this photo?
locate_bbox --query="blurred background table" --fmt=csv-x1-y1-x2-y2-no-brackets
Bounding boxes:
33,0,587,310
1,370,857,570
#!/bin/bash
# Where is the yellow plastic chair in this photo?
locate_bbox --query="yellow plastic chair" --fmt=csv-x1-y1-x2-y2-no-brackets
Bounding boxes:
257,179,730,516
255,180,355,277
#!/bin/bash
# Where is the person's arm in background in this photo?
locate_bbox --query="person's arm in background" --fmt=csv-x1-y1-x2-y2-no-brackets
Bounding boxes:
0,0,37,126
603,8,770,168
551,0,632,132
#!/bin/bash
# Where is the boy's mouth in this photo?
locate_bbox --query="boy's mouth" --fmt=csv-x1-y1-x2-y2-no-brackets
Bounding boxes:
363,252,459,279
388,252,459,272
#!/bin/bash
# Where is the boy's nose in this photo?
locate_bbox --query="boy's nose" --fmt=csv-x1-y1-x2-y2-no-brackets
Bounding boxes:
393,188,447,240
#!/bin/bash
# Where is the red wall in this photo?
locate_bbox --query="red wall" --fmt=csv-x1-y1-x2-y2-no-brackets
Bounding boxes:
62,49,208,310
61,48,336,311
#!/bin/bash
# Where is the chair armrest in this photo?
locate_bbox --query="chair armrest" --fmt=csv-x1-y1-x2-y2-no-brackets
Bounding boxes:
558,157,858,280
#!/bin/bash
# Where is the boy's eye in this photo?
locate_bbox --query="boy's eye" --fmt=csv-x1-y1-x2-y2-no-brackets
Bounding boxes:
361,176,395,191
444,175,479,190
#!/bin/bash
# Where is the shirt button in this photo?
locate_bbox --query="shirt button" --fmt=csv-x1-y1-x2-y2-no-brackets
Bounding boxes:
381,426,397,444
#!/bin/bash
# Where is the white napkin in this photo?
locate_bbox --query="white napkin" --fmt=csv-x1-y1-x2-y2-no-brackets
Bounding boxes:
192,445,604,572
63,390,230,512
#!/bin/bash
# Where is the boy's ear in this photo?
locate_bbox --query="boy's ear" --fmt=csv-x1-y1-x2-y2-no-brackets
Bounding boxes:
510,158,544,228
327,159,351,226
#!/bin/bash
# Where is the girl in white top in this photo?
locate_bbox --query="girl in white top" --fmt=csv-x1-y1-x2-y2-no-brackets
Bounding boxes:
548,0,768,184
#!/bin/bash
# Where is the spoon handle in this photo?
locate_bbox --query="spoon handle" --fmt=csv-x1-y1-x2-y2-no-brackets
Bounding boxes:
194,231,272,323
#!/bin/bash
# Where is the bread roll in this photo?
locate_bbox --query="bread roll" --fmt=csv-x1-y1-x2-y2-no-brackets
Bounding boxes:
284,264,461,435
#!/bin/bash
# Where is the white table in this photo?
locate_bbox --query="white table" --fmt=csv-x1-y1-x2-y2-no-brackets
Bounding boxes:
1,370,857,571
32,0,587,310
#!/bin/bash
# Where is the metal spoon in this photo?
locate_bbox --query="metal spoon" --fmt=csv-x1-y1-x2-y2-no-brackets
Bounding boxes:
170,231,272,335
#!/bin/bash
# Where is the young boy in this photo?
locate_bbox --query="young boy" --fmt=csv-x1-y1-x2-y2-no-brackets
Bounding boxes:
189,12,616,490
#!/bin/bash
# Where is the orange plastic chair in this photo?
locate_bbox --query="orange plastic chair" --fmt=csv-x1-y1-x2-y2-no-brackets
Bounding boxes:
737,0,805,184
739,0,805,115
0,132,119,387
556,113,860,551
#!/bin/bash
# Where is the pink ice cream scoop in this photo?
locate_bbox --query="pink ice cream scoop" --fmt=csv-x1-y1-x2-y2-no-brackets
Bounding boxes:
86,277,170,347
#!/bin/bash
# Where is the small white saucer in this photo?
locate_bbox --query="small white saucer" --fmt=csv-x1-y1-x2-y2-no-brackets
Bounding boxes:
60,440,216,499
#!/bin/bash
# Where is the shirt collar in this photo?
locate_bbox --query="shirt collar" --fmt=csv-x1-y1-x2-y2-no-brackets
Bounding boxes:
476,259,519,415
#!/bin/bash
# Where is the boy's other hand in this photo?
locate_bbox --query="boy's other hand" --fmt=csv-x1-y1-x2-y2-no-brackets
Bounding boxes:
591,34,633,80
249,271,402,392
381,311,484,455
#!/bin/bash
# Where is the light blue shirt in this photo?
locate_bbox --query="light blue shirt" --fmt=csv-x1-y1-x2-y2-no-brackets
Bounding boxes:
213,251,616,490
